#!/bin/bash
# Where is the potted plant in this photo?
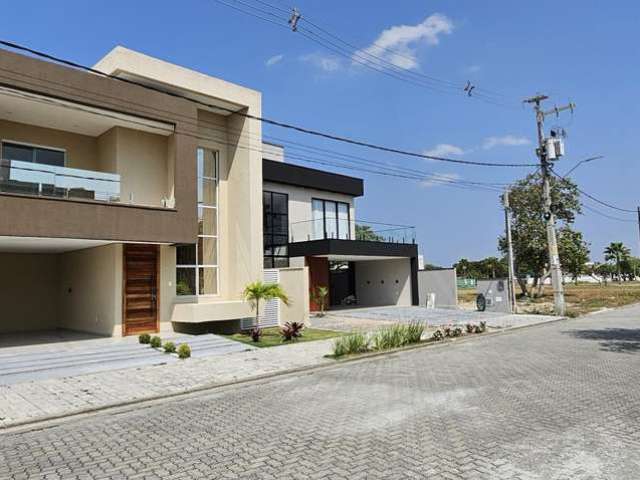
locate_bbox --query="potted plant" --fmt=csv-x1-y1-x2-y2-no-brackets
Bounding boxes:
311,285,329,317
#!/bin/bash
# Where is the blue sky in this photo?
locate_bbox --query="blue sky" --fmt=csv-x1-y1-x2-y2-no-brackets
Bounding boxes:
3,0,639,266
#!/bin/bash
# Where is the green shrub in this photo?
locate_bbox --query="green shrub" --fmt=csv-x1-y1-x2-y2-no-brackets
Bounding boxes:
371,322,425,351
333,332,369,357
163,341,176,354
452,326,463,337
177,343,191,359
443,325,452,337
150,336,162,348
371,324,404,350
466,323,474,334
138,333,151,344
404,321,425,344
479,321,487,333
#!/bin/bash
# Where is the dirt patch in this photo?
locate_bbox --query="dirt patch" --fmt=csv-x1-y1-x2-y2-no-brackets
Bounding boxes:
458,282,640,316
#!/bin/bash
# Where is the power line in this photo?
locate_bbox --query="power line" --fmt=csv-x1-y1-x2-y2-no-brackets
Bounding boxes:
213,0,521,109
550,167,636,213
580,203,637,223
0,39,538,168
0,64,517,192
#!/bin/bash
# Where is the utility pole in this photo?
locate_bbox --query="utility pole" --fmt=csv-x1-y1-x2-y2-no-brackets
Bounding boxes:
637,206,640,258
524,95,575,316
504,188,517,313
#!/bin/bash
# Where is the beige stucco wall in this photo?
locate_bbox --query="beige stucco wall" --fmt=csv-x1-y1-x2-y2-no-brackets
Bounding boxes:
0,120,171,208
0,253,59,333
0,119,99,171
159,244,176,331
355,259,412,307
262,181,356,241
95,126,170,206
58,244,123,336
278,267,309,325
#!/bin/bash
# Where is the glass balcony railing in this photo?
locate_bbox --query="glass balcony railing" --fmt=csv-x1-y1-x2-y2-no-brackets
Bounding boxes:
0,159,121,203
289,219,416,244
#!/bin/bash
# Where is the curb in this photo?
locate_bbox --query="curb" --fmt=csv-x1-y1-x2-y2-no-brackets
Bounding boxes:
0,315,568,434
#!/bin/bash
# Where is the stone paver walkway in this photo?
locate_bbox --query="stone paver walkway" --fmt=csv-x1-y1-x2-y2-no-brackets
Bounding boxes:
0,339,334,428
1,305,639,479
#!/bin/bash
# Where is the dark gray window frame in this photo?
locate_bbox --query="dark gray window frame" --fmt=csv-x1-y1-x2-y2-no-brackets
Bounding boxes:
312,198,351,240
263,190,290,268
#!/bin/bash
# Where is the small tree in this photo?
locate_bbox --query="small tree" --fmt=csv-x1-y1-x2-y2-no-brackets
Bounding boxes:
311,285,329,317
558,227,590,285
243,281,290,334
604,242,631,283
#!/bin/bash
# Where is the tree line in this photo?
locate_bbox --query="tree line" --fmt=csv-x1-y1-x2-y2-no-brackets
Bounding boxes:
454,172,638,297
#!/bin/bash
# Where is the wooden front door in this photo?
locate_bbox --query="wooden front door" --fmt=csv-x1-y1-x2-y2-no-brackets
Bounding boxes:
123,244,159,336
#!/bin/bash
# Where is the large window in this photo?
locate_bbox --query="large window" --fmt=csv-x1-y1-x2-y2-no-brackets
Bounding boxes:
2,142,65,166
176,148,219,296
263,191,289,268
311,199,351,240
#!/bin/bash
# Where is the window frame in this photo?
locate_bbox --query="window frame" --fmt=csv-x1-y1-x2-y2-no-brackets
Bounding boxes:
311,198,351,240
263,190,290,269
1,140,67,166
176,147,220,298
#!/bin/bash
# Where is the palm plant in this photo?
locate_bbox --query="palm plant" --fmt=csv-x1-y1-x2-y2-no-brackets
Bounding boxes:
242,281,290,334
311,285,329,317
604,242,631,283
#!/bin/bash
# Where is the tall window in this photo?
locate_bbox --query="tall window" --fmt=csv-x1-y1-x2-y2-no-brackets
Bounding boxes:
263,191,289,268
311,199,351,240
176,148,219,296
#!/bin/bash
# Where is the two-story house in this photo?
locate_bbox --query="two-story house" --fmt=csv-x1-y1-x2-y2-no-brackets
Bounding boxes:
262,145,419,312
0,45,418,339
0,46,265,336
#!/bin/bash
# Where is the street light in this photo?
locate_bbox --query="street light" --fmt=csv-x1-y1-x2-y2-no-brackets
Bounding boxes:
562,155,605,178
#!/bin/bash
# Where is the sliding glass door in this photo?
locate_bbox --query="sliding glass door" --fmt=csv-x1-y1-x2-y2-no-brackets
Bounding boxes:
311,199,351,240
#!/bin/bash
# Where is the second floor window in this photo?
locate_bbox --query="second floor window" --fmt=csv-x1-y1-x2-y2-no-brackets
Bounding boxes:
2,142,65,167
312,199,350,240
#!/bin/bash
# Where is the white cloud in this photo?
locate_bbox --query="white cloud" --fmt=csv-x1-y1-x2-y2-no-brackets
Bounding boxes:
354,13,453,70
482,135,531,150
423,143,465,158
265,54,284,67
420,172,461,188
300,52,342,72
464,64,481,74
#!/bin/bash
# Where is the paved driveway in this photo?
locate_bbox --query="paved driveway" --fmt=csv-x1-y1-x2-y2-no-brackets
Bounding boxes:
0,330,252,385
1,306,640,479
313,305,558,332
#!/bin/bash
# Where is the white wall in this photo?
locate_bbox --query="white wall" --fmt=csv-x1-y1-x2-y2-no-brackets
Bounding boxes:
355,259,412,307
263,181,356,241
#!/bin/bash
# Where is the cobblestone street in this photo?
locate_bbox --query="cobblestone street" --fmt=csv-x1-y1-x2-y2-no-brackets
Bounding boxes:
2,305,639,479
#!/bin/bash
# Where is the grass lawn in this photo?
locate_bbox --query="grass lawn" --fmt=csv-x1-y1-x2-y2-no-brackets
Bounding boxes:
458,282,640,317
224,327,344,348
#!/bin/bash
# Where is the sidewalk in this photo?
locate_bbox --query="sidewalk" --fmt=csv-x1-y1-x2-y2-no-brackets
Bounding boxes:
0,310,563,430
0,339,335,429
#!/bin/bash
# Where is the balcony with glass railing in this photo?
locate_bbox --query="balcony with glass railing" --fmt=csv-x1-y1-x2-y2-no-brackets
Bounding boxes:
289,219,416,244
0,159,121,203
